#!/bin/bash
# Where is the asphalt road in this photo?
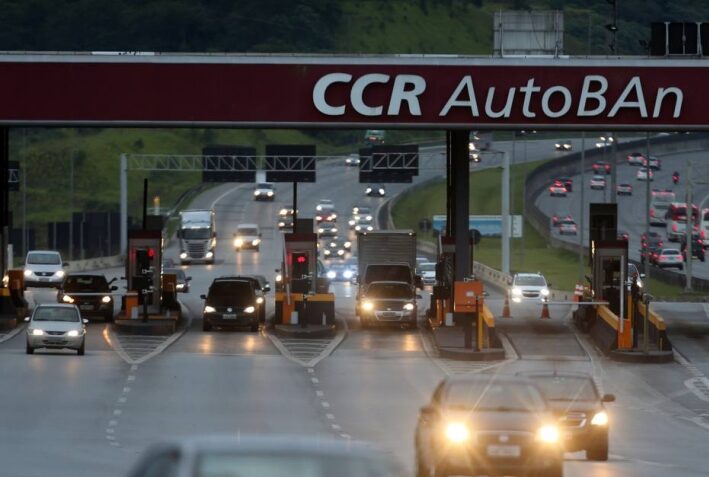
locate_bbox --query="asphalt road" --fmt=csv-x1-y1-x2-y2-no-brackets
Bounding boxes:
2,139,708,477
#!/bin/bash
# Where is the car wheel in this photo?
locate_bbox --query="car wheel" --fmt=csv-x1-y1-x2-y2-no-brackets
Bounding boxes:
77,340,85,356
587,437,609,461
203,319,212,332
26,342,34,355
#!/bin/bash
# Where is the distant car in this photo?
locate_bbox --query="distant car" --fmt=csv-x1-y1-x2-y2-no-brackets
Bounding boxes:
358,281,418,328
554,140,572,151
548,181,568,197
418,262,436,286
322,238,350,259
592,161,611,174
680,233,706,262
414,374,563,477
365,185,386,197
25,304,88,355
616,183,633,196
128,435,407,477
345,153,360,166
364,129,385,145
641,231,663,245
557,176,573,192
163,268,191,293
326,263,355,282
278,206,295,230
253,182,275,201
640,241,663,265
317,222,338,238
650,248,683,270
522,372,615,461
589,175,606,190
315,199,337,222
509,272,550,303
58,274,118,322
233,224,261,251
354,222,374,232
642,155,662,170
636,168,654,181
627,152,645,165
558,217,578,235
23,250,68,289
200,277,263,331
551,215,561,227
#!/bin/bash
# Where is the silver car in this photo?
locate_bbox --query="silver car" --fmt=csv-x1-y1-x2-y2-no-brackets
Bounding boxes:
128,435,406,477
25,304,88,355
23,250,68,289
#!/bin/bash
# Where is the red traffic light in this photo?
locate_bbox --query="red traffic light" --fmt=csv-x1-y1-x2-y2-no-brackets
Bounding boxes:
147,248,155,259
296,255,306,264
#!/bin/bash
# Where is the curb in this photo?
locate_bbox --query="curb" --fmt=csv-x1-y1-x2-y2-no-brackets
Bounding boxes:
272,324,337,339
438,346,506,361
608,349,674,363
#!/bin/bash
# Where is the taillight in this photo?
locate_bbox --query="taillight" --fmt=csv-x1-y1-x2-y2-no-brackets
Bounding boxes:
673,223,678,232
650,209,655,217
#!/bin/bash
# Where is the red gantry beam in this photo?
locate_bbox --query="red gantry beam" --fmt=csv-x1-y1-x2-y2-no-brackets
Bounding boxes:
0,53,706,130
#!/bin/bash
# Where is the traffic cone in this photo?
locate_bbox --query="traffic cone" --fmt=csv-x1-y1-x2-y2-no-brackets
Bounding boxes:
502,298,511,318
540,301,551,319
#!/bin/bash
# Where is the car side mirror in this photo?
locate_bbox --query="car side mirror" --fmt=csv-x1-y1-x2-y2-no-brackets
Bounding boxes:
200,294,207,300
547,283,552,288
639,273,646,279
120,276,126,280
63,262,69,267
108,277,117,284
602,393,616,403
110,285,118,291
264,285,271,292
24,316,30,322
416,294,423,300
186,277,192,282
83,319,89,324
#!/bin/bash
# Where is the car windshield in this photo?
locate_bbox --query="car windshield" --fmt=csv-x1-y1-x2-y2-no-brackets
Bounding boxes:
26,252,60,265
515,276,546,286
257,183,272,189
237,228,259,236
33,307,79,322
196,453,400,477
532,376,599,401
207,281,254,306
663,250,680,256
419,263,435,272
366,283,412,299
63,276,108,291
182,228,211,240
445,381,546,412
356,207,372,214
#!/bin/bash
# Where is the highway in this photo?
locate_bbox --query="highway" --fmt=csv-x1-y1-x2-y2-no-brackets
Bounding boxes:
1,139,708,477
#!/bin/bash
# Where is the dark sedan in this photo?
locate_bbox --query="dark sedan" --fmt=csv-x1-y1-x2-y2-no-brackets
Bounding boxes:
200,277,263,331
415,374,563,477
523,372,614,461
58,274,117,322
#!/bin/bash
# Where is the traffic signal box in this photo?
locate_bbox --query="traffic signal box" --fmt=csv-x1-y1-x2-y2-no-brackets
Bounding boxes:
126,230,162,315
275,232,335,326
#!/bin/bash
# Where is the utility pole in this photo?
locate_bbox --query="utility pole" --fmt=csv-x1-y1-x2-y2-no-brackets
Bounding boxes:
501,151,510,275
610,133,617,204
644,133,651,290
69,152,74,260
120,154,128,257
579,132,586,280
685,160,693,292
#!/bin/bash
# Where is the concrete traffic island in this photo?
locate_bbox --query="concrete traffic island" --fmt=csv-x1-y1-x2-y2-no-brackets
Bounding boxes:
271,323,336,339
431,326,505,361
114,312,180,335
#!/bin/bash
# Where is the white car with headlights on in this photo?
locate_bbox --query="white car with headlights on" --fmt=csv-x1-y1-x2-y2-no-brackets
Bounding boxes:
253,182,275,201
357,281,419,328
415,374,563,477
365,185,386,197
23,250,68,289
509,272,550,304
25,304,88,355
233,224,261,252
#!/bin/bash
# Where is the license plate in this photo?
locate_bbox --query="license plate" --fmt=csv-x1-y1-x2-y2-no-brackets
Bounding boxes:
80,305,94,311
223,314,236,320
487,445,521,458
39,278,49,282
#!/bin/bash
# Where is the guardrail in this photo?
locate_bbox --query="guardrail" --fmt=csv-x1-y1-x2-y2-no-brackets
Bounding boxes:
525,132,709,293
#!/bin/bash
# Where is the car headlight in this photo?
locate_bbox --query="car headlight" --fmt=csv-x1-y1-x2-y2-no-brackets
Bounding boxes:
278,221,285,227
316,205,323,211
337,250,344,255
275,274,283,282
343,270,353,279
331,213,337,219
180,252,188,259
366,188,372,193
324,250,331,255
176,283,185,290
378,188,385,194
205,251,214,259
344,241,351,248
318,228,325,233
366,215,372,221
404,303,415,311
256,297,264,304
101,296,112,304
252,239,261,246
31,329,44,336
445,422,470,443
234,238,244,247
244,306,255,314
62,295,74,303
555,143,561,148
637,278,643,288
366,226,374,231
355,225,361,231
24,269,32,277
537,425,560,443
254,190,260,196
541,288,550,296
332,227,338,233
327,271,336,279
67,330,81,337
204,305,216,313
591,411,609,426
267,191,273,197
362,301,374,311
348,220,355,226
55,270,65,278
1,275,7,286
511,287,522,296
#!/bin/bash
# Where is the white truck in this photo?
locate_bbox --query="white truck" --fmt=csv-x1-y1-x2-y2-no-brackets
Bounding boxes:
178,209,216,265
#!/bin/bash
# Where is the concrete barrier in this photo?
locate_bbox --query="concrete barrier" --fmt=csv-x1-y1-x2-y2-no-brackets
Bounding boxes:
64,255,123,273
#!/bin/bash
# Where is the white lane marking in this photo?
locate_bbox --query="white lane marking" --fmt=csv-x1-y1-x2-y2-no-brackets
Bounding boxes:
265,317,347,368
127,375,135,381
326,413,335,420
703,303,709,320
210,184,247,209
0,323,27,344
419,328,513,377
123,387,131,393
118,397,127,404
311,377,319,384
113,409,122,416
685,377,709,403
331,424,341,430
108,420,118,427
316,390,324,397
321,401,330,408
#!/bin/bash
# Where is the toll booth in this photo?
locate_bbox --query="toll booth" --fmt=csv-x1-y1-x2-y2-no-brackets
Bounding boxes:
591,240,629,316
431,235,476,326
126,230,162,316
275,231,335,326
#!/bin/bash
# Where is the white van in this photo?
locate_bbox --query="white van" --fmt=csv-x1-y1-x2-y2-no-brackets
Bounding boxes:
23,250,68,289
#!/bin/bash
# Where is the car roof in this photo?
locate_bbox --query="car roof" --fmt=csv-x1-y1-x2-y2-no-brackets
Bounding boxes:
34,303,77,309
236,223,259,229
514,272,544,278
26,250,61,255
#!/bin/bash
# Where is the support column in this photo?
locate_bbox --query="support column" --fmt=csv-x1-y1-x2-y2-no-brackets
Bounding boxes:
451,130,470,280
445,131,453,237
501,151,510,275
120,153,127,257
0,128,8,277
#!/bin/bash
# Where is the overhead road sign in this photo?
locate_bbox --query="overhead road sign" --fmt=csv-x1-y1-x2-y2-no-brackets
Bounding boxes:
265,145,316,183
359,145,418,183
0,53,707,130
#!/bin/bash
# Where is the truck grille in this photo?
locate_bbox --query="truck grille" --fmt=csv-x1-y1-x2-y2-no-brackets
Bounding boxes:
187,243,206,257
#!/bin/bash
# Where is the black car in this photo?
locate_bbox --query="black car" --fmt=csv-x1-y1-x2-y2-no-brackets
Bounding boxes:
523,372,614,461
415,374,563,477
680,233,706,262
365,185,386,197
200,277,263,331
58,274,118,322
163,268,192,293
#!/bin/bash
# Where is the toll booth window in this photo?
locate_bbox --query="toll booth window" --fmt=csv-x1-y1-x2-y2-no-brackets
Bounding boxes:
182,229,211,239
